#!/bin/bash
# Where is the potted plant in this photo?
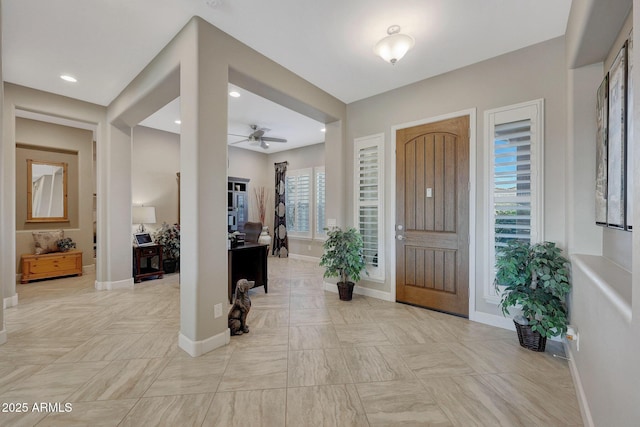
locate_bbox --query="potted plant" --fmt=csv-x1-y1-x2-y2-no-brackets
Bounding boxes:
319,227,367,301
494,240,571,352
154,222,180,273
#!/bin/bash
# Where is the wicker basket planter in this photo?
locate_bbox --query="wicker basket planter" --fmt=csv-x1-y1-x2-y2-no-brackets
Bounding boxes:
337,282,355,301
514,320,547,352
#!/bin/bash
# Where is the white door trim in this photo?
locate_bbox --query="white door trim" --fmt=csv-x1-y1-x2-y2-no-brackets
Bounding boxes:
390,108,477,318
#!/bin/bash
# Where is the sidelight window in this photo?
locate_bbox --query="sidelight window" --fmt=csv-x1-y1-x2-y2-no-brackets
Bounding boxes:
485,99,544,302
354,134,384,280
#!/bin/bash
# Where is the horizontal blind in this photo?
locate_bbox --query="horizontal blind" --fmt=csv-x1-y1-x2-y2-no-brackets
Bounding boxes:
493,119,532,249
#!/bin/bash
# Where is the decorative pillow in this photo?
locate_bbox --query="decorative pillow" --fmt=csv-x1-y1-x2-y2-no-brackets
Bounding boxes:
32,230,64,254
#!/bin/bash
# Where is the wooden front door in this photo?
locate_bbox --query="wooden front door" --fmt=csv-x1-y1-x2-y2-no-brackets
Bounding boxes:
396,116,469,317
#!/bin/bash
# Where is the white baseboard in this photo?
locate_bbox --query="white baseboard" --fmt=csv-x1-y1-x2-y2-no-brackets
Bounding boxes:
0,329,6,345
4,294,18,309
94,277,134,291
288,253,321,263
82,264,96,274
564,342,594,427
470,311,516,331
178,328,230,357
470,310,562,342
323,281,394,302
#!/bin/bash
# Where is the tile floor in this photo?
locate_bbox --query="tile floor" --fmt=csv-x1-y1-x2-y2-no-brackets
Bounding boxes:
0,258,583,426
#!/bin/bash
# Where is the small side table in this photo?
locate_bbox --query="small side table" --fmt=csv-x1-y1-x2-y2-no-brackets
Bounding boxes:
133,244,164,283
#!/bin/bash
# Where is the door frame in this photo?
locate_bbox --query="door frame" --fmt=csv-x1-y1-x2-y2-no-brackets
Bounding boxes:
390,108,477,319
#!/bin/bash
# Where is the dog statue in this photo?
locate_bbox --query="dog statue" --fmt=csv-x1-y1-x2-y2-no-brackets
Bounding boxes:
228,279,254,335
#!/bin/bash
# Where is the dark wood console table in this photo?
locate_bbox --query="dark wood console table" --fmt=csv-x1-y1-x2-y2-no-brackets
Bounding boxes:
133,244,164,283
228,242,268,302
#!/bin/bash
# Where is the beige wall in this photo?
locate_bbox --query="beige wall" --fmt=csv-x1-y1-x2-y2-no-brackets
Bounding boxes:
132,126,180,229
15,118,94,272
347,36,567,315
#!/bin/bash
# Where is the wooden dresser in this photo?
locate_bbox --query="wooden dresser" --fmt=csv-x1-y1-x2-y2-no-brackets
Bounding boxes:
20,250,83,284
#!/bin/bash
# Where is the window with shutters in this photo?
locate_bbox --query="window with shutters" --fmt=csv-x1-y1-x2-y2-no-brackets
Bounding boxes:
286,169,312,238
315,167,326,238
354,134,384,280
485,99,544,302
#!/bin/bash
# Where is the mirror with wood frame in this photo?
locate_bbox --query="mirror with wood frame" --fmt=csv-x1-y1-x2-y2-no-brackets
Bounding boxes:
27,159,69,222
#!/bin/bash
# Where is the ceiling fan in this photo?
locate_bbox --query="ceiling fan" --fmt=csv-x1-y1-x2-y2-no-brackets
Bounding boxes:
229,124,287,149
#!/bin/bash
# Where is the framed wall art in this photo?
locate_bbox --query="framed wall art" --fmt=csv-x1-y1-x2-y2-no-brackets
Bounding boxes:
606,42,627,229
596,74,608,225
626,30,633,230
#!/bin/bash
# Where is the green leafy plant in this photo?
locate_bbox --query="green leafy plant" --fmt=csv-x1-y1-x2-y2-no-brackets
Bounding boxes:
319,227,367,284
495,241,571,338
154,222,180,260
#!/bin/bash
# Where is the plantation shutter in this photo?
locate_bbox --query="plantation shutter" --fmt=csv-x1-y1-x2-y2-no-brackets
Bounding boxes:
493,119,533,249
315,168,326,236
285,169,312,237
358,145,379,266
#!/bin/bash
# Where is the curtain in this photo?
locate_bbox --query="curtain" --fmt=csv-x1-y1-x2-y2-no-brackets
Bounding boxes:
273,161,289,257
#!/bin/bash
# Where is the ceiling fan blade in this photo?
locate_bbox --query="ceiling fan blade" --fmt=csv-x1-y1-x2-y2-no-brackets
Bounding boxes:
261,136,287,143
250,129,265,139
230,138,248,144
228,133,249,138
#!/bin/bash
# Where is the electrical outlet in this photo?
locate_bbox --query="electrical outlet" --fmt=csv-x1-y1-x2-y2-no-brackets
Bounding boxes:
566,325,579,351
214,303,222,318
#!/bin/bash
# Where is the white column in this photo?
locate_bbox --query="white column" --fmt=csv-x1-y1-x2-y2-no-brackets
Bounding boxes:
177,24,230,355
95,123,134,290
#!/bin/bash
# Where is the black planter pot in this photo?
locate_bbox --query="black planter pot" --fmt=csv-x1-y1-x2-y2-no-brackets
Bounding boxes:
514,320,547,352
163,259,178,274
337,282,355,301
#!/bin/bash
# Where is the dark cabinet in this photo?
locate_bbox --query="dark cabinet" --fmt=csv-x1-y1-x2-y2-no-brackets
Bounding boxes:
228,177,249,233
133,244,164,283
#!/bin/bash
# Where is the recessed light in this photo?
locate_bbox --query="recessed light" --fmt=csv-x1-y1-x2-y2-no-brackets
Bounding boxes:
229,91,241,98
60,75,77,83
175,120,181,125
321,128,326,132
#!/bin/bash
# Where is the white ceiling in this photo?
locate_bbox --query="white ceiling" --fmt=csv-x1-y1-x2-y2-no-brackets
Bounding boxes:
139,85,326,153
3,0,572,150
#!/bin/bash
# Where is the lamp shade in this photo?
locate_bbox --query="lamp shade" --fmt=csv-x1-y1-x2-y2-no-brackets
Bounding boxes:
374,29,415,65
133,206,156,225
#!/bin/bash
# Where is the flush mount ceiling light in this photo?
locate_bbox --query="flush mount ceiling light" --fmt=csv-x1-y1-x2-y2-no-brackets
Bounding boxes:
174,120,181,124
60,74,77,83
374,25,415,65
229,91,241,98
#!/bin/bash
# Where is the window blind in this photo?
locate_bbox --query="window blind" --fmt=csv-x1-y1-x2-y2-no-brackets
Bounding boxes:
285,171,311,236
356,143,380,268
493,119,533,249
315,169,326,235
